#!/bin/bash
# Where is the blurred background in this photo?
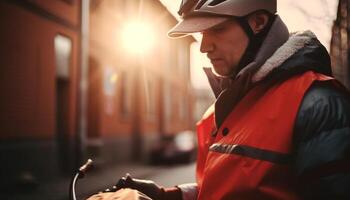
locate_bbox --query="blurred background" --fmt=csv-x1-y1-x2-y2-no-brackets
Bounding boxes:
0,0,348,199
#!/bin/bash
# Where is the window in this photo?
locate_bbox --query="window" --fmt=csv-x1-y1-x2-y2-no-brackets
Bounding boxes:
177,41,189,77
119,71,131,117
178,92,187,121
54,34,72,80
163,82,172,120
103,66,118,115
103,66,117,96
145,75,156,119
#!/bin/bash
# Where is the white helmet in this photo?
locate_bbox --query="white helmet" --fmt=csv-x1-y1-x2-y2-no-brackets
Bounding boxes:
168,0,277,38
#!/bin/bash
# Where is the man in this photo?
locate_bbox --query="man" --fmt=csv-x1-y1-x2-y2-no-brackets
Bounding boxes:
89,0,350,199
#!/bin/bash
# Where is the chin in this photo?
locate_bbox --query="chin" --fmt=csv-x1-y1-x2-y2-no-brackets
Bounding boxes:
213,67,233,78
213,63,238,78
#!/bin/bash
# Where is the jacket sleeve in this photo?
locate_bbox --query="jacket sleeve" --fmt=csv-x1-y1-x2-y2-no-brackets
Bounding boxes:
177,183,198,200
293,81,350,199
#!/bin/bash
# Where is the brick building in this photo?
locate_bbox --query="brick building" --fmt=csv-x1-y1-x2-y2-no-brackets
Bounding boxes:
87,0,195,165
0,0,194,189
0,0,82,185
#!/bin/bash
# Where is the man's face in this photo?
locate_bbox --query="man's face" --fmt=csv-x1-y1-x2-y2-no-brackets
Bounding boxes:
200,19,249,77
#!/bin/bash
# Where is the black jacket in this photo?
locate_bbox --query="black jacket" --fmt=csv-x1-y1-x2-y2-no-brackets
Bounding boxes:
272,37,350,199
294,81,350,199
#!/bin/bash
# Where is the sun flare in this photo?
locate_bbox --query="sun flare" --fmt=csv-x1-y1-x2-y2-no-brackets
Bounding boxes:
121,21,155,54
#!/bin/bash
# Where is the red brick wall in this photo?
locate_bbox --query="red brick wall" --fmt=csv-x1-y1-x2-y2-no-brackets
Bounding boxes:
28,0,81,27
87,0,195,143
0,1,79,139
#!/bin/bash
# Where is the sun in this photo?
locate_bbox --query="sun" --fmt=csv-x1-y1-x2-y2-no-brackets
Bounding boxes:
121,21,156,54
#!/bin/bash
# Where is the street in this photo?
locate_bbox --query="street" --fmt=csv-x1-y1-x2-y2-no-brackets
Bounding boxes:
1,162,196,200
145,163,196,188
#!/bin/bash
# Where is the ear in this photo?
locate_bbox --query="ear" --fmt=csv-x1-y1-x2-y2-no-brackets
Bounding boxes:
247,11,269,34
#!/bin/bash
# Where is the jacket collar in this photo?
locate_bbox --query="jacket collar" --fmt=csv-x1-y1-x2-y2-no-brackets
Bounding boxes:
204,16,323,98
251,30,318,82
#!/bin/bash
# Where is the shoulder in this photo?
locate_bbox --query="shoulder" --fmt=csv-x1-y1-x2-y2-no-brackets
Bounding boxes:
293,80,350,198
301,81,349,106
294,80,350,143
293,80,350,167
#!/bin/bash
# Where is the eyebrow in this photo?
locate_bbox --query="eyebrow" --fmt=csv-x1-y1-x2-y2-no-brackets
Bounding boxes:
210,18,235,30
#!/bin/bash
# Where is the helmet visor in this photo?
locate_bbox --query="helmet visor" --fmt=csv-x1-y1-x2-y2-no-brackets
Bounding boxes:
167,15,229,38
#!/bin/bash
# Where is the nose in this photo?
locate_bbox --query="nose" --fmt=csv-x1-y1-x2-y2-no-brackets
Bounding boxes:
200,32,214,53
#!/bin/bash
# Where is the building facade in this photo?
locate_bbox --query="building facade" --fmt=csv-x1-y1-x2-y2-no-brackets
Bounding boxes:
0,0,194,190
87,0,195,165
0,0,81,187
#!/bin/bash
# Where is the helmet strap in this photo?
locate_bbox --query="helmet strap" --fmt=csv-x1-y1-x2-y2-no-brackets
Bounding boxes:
235,14,276,75
237,17,255,39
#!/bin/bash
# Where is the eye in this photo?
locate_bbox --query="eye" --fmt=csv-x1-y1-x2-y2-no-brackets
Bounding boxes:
209,24,226,33
209,23,227,33
213,26,224,31
202,23,227,35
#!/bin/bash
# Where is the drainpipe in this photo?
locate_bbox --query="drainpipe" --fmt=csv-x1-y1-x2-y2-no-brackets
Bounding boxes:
76,0,90,167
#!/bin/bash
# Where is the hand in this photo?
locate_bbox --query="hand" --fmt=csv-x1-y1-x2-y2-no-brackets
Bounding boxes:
115,174,164,200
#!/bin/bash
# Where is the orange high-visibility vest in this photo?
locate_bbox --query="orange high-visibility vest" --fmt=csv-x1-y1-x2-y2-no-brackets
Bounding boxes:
196,71,334,200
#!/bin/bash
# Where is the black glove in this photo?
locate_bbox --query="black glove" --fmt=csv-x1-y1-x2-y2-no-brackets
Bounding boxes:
113,173,182,200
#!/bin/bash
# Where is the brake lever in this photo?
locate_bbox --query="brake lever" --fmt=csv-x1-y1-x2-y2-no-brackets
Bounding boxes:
69,159,94,200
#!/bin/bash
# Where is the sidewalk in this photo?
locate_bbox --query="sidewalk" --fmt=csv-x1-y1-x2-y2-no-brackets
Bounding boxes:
2,162,168,200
